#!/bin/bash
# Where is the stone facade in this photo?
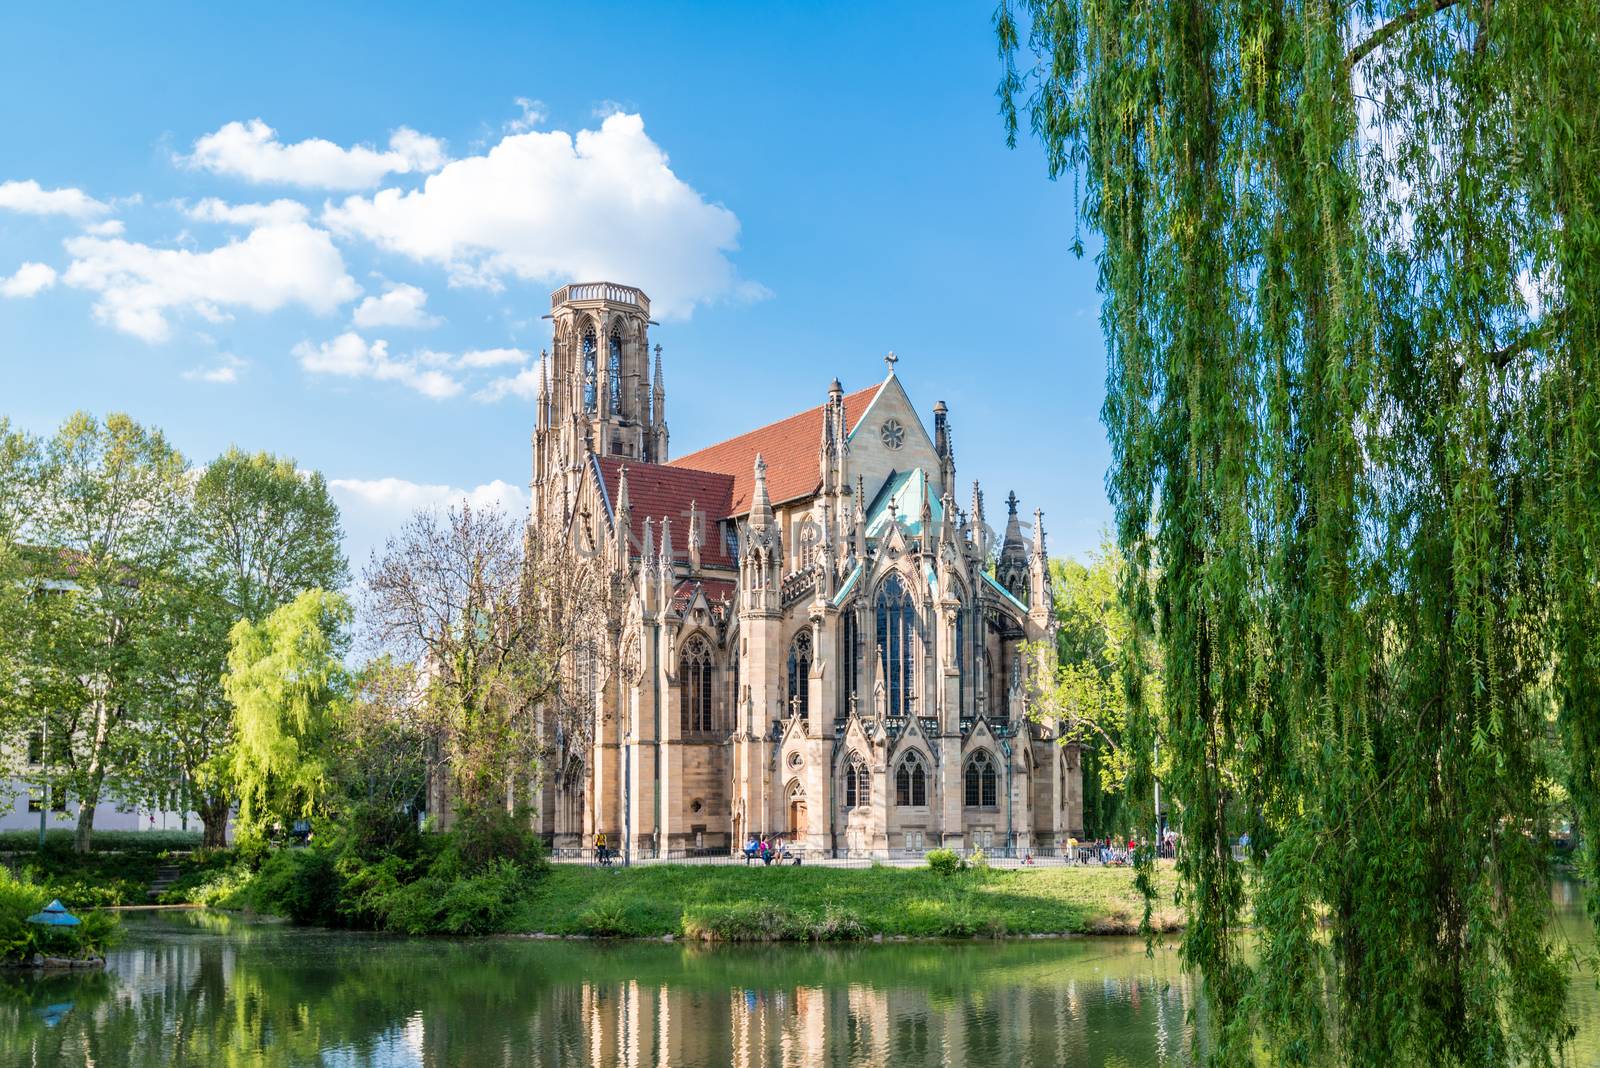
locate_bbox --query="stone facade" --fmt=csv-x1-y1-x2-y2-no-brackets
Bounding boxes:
528,282,1083,857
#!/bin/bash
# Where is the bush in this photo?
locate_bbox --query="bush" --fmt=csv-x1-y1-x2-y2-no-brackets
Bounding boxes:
0,865,119,963
807,905,868,942
372,860,526,935
249,848,343,925
925,848,967,876
580,895,654,938
446,806,546,876
681,901,804,942
0,830,203,853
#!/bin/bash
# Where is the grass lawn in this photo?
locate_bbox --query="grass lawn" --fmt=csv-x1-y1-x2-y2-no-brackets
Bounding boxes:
512,862,1181,941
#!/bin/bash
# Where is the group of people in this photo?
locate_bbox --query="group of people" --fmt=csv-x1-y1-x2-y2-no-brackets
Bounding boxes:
1064,832,1179,865
743,836,802,866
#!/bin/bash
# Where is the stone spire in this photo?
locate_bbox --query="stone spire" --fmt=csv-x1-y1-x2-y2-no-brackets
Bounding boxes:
1028,508,1052,619
650,342,669,463
853,473,868,563
750,453,774,531
614,464,632,566
658,516,675,592
997,491,1029,599
687,499,702,573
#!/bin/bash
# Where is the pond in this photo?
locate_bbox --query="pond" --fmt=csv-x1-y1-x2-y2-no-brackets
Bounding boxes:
0,882,1595,1067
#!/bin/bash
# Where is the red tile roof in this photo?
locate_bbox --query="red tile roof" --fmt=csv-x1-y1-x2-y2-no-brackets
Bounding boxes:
668,382,882,517
593,455,736,569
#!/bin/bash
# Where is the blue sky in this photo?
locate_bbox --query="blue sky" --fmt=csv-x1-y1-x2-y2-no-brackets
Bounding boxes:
0,2,1109,569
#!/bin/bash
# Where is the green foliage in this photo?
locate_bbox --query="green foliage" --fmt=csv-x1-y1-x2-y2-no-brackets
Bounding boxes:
247,848,344,926
925,848,967,876
0,830,202,853
999,0,1600,1061
0,865,119,963
225,588,352,836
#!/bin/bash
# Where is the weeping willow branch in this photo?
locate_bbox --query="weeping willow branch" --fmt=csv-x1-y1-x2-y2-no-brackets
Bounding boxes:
1345,0,1463,71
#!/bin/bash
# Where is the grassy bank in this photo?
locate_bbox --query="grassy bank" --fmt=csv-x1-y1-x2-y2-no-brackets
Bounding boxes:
513,863,1181,941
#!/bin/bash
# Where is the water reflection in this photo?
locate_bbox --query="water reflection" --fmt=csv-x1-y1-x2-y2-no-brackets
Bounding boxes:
0,889,1592,1067
0,912,1203,1067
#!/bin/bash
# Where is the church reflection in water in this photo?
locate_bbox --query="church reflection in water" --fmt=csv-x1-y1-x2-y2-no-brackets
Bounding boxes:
0,912,1206,1067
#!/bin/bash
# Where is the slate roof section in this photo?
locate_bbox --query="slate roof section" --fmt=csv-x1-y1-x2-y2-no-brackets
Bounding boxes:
593,455,737,569
667,382,882,517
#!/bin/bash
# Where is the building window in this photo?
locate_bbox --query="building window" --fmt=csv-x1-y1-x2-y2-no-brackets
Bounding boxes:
844,755,870,809
876,574,915,717
26,729,42,767
895,753,928,807
786,629,812,720
964,750,998,808
841,610,859,719
581,330,598,413
679,636,713,734
608,331,623,413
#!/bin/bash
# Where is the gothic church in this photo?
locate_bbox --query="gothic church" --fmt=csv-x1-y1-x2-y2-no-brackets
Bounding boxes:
529,282,1083,857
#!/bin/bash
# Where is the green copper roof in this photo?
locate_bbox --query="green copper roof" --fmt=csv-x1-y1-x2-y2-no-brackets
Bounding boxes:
864,468,943,538
832,563,863,606
981,570,1030,614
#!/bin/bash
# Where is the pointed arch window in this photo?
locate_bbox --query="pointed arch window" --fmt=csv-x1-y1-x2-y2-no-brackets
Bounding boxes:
844,754,870,809
964,750,998,808
581,330,598,413
895,753,928,807
679,636,714,734
786,628,812,720
841,609,859,720
607,330,623,414
876,574,916,717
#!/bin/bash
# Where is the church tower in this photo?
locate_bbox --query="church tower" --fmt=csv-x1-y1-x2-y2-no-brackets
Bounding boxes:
532,282,668,524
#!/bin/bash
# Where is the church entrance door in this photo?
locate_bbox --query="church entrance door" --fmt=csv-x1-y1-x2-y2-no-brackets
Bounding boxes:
788,799,807,839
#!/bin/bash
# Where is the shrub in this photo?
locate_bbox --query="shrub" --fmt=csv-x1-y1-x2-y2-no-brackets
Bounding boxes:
447,806,546,876
249,848,343,925
925,848,966,876
0,830,204,854
580,895,653,938
681,901,804,942
807,905,868,942
0,866,119,962
969,848,989,871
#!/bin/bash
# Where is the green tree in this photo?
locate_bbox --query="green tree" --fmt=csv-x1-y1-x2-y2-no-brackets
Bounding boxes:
1037,541,1164,838
1000,0,1597,1062
127,448,349,847
194,448,348,622
4,413,194,853
224,588,352,838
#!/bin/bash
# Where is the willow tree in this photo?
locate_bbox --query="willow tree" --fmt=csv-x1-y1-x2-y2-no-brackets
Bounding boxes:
998,0,1598,1064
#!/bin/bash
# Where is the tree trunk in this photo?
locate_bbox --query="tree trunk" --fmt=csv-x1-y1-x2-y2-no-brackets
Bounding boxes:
74,777,100,854
199,795,231,848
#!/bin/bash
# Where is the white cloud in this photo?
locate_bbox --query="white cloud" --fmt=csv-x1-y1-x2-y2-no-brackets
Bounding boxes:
294,331,462,399
0,179,111,219
184,119,448,190
0,262,57,298
507,97,548,133
323,112,763,318
62,222,360,342
352,282,441,329
185,197,310,226
82,219,125,236
473,362,542,403
181,352,247,384
454,346,526,368
330,476,530,568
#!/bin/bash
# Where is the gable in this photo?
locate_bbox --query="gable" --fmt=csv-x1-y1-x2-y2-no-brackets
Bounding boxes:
848,375,943,509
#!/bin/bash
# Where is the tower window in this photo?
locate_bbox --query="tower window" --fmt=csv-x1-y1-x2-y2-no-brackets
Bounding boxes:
841,610,859,720
786,629,812,720
582,330,598,413
608,331,623,413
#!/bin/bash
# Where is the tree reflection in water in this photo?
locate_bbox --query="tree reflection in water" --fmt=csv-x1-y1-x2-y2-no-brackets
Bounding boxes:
0,904,1589,1066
